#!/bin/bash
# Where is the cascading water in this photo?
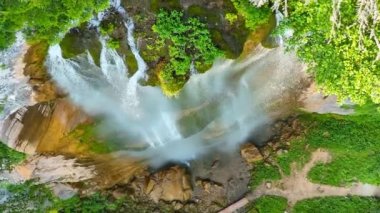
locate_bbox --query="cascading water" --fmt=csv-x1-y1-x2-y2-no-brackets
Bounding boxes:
0,33,32,120
46,2,305,166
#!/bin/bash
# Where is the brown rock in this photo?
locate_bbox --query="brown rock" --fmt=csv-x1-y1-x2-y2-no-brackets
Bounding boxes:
240,143,263,163
16,155,96,183
0,98,90,155
146,166,192,203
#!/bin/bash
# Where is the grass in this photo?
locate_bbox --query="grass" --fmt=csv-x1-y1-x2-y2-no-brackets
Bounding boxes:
246,195,380,212
249,104,380,189
246,196,288,213
277,138,311,175
293,196,380,213
0,142,25,170
249,162,282,189
303,104,380,186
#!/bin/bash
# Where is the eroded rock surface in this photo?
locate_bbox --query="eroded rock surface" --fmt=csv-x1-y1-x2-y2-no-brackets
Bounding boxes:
14,155,96,183
0,98,90,154
144,166,192,203
240,143,263,164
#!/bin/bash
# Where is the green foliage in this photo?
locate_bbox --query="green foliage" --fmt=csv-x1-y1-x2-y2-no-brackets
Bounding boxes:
0,142,25,170
282,0,380,104
250,161,281,189
53,193,124,212
152,10,224,95
106,38,120,49
231,0,271,31
1,181,174,212
246,196,288,213
293,196,380,213
225,13,238,24
0,0,109,49
0,181,55,212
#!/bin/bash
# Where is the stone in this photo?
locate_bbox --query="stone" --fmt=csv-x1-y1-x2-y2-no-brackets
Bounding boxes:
265,182,272,189
14,155,96,184
146,166,192,203
50,183,77,199
0,98,90,155
240,143,263,163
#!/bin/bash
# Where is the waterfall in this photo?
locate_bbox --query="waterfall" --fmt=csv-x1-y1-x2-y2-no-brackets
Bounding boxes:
274,10,294,46
190,61,199,76
0,33,32,120
275,10,285,46
46,40,305,167
46,2,306,166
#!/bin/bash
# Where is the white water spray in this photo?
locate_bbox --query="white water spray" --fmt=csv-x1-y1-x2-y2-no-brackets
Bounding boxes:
46,2,305,166
46,40,305,167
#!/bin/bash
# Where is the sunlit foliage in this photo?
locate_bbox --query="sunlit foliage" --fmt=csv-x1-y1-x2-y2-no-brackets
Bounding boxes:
281,0,380,104
0,0,109,49
231,0,272,30
152,10,223,95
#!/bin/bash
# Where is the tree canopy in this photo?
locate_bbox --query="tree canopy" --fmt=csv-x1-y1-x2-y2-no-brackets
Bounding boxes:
0,0,109,49
254,0,380,104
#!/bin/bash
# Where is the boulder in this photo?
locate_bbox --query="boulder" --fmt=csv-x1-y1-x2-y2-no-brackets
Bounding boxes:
240,143,263,163
146,166,192,203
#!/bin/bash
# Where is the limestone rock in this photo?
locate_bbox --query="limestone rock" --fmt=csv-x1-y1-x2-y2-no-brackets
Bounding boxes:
146,166,192,203
0,98,90,155
13,155,96,183
240,143,263,163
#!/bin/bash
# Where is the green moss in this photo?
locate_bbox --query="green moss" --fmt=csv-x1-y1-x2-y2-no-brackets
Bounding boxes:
150,0,181,13
106,38,120,49
59,29,102,65
247,196,288,213
0,142,25,171
250,162,281,189
67,124,115,154
293,196,380,213
125,52,138,74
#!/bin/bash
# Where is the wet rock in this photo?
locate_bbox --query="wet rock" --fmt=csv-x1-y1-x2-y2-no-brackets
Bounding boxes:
195,178,223,193
265,182,272,189
13,155,96,183
0,98,90,155
146,166,192,203
240,143,263,163
23,43,59,102
50,183,77,200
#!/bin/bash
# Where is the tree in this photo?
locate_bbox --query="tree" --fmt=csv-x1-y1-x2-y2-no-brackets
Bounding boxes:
252,0,380,104
0,0,109,49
